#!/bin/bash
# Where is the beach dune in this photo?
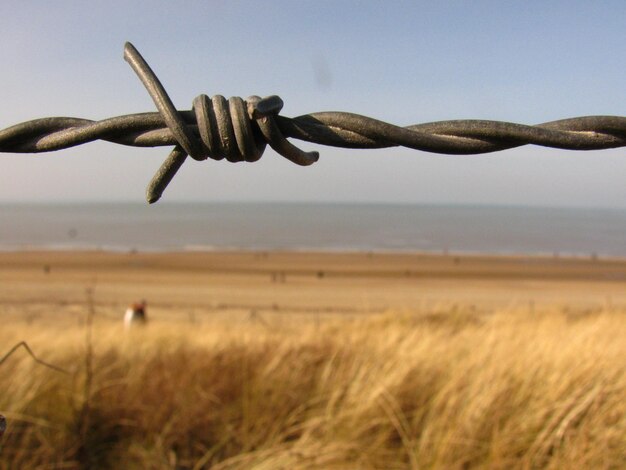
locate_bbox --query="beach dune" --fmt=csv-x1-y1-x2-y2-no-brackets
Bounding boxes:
1,250,626,468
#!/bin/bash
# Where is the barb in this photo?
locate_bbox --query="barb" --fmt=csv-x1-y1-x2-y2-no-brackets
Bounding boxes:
0,341,70,375
0,42,624,203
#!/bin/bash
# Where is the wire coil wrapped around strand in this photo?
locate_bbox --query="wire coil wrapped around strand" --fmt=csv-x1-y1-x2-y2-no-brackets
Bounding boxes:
0,42,624,203
123,42,318,202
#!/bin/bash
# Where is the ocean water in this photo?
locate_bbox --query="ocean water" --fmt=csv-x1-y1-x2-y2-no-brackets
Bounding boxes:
1,203,625,257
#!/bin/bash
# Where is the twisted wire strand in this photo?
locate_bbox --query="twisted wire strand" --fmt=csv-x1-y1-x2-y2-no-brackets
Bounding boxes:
0,42,624,203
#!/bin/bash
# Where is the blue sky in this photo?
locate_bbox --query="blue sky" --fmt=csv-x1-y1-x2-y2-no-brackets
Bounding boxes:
0,1,624,207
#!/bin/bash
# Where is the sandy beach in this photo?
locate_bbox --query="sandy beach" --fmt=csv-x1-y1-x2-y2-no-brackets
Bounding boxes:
2,250,625,324
2,250,626,468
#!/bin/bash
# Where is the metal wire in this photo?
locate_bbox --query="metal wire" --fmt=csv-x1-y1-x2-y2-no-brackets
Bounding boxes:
0,42,624,203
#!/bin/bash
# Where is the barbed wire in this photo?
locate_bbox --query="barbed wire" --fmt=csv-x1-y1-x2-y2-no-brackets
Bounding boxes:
0,42,624,203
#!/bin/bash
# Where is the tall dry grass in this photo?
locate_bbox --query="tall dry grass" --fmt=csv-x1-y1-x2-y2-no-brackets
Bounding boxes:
0,307,625,469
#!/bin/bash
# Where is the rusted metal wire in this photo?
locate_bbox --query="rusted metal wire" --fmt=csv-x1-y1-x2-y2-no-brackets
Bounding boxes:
1,42,624,203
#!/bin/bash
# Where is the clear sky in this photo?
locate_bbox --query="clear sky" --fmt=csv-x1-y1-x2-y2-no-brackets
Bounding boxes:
0,1,624,207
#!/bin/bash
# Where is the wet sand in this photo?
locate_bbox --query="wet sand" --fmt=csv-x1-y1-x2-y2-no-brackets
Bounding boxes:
1,250,626,324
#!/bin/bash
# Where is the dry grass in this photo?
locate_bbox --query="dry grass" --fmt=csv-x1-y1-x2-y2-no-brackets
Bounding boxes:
0,307,625,469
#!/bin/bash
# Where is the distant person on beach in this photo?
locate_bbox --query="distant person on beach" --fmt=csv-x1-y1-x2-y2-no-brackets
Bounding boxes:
124,300,147,330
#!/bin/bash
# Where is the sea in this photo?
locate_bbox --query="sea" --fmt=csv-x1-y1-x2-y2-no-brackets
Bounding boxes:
1,202,625,258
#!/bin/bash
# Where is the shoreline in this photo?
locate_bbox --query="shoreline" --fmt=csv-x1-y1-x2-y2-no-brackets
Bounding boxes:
1,245,624,261
4,203,626,259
